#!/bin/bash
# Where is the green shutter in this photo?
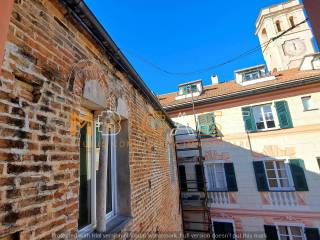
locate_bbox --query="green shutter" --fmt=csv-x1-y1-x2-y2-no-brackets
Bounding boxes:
305,228,320,240
264,225,279,240
195,165,204,191
182,85,187,95
253,161,269,191
242,107,257,132
289,159,309,191
96,126,101,148
224,163,238,192
179,165,187,192
275,101,293,129
198,113,216,137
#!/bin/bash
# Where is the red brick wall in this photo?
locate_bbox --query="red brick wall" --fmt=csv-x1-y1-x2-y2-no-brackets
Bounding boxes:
0,0,182,239
304,0,320,47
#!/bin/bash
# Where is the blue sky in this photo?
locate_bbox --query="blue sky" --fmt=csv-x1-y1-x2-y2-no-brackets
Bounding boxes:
84,0,288,94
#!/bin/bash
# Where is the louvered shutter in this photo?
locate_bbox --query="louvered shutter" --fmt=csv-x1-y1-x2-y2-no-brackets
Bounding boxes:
242,107,257,132
253,161,269,191
264,225,279,240
198,113,215,137
195,165,204,191
275,101,293,129
179,165,187,192
289,159,309,191
224,163,238,192
305,228,320,240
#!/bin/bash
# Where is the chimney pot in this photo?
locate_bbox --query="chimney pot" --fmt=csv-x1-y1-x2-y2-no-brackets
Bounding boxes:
211,74,219,85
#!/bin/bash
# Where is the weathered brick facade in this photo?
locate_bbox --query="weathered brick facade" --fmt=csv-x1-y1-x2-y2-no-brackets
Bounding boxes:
0,0,182,239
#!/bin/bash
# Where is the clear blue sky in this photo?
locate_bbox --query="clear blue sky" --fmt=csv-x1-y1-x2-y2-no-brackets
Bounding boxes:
84,0,288,94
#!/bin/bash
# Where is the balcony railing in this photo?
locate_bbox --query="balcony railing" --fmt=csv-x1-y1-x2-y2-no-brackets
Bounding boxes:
268,191,298,207
208,192,230,205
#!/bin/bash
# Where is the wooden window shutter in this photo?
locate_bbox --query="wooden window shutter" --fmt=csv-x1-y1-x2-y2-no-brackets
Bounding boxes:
253,161,269,191
195,164,204,191
96,126,101,148
275,101,293,129
178,165,187,192
241,107,256,132
198,113,216,137
264,225,279,240
305,228,320,240
224,163,238,192
289,159,309,191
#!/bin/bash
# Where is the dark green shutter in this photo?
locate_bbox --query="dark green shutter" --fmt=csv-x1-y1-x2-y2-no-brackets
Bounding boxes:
96,127,101,148
253,161,269,191
242,107,257,132
195,165,204,191
198,113,216,137
224,163,238,192
289,159,308,191
179,165,187,192
264,225,278,240
182,85,187,95
305,228,320,240
275,101,293,129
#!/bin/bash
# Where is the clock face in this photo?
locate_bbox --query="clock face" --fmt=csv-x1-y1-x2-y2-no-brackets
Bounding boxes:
283,39,306,57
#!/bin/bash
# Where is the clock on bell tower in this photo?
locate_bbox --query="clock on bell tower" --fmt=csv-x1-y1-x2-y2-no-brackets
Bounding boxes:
256,0,315,72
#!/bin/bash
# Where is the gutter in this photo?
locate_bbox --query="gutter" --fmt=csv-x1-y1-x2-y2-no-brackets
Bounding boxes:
58,0,175,128
163,75,320,111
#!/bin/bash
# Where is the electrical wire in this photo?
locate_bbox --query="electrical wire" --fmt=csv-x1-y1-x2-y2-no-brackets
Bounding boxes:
122,19,308,76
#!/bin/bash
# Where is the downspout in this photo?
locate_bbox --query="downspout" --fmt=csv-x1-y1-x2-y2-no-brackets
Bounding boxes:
0,0,14,71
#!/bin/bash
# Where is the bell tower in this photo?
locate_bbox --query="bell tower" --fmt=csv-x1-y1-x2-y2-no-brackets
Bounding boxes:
256,0,315,72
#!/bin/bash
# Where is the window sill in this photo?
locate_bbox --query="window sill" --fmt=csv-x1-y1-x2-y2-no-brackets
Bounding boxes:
247,127,293,134
303,108,319,112
78,215,132,239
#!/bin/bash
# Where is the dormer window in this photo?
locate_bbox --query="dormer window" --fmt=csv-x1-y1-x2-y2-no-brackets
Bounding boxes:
235,65,275,86
243,71,261,81
176,80,203,100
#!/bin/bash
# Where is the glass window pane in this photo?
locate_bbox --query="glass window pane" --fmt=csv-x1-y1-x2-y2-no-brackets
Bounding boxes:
266,121,275,128
280,179,290,187
265,161,275,169
79,121,92,229
290,227,302,236
267,170,276,178
279,226,289,235
302,97,312,110
269,179,278,188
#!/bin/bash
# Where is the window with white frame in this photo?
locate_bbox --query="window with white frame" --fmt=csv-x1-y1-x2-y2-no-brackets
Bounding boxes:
301,96,314,111
243,70,261,81
205,163,227,191
264,160,293,190
252,104,276,130
277,225,305,240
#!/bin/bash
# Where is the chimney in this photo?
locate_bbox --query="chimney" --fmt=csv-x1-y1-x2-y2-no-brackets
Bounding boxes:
211,74,219,85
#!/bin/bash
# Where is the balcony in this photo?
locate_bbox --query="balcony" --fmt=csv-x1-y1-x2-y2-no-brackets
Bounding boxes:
268,191,298,207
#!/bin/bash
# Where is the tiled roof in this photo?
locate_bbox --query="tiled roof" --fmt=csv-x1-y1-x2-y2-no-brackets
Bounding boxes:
158,69,320,108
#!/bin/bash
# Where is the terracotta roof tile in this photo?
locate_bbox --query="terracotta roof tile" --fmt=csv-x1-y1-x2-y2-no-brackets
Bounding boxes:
158,69,320,107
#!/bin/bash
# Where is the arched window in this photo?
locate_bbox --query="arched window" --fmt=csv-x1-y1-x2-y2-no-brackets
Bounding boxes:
276,20,282,32
261,28,268,43
289,16,295,27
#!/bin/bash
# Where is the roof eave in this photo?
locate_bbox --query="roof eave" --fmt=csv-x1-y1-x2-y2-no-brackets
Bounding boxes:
58,0,175,128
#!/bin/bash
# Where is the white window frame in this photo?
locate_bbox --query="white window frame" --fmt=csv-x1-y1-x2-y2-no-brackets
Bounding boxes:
78,119,118,236
204,160,227,192
263,159,295,191
301,96,316,111
212,218,237,240
252,103,277,131
275,223,306,240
